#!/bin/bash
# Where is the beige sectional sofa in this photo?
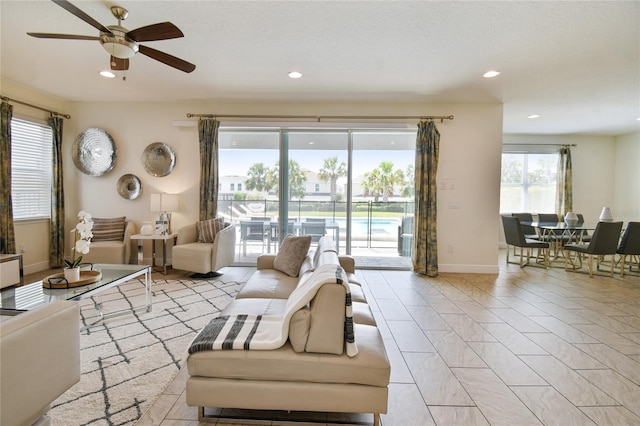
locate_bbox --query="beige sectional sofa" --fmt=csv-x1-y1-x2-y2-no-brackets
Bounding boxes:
186,236,390,425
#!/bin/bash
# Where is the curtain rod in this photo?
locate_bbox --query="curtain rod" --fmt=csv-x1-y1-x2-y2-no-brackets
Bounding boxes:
186,113,454,123
503,143,577,147
0,95,71,119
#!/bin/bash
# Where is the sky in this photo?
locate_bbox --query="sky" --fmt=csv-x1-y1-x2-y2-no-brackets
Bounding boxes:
219,149,413,179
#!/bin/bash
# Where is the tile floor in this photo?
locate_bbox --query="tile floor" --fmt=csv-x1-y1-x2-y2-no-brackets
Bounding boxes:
24,251,640,425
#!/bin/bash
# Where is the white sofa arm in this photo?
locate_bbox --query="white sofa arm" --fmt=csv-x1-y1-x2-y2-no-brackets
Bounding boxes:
211,223,236,271
0,301,81,426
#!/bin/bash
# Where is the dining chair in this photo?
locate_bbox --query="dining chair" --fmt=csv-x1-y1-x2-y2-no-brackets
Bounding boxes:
616,222,640,277
537,213,559,223
511,213,538,260
576,213,591,243
502,216,549,268
536,213,571,255
563,221,623,277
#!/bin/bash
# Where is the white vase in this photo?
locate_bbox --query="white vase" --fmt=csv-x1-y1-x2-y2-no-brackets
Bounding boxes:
564,212,578,226
64,267,80,283
599,207,614,222
140,221,154,236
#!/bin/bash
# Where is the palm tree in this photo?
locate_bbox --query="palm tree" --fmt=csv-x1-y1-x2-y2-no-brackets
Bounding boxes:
245,162,271,193
363,161,404,202
318,156,347,201
400,164,415,198
267,160,307,199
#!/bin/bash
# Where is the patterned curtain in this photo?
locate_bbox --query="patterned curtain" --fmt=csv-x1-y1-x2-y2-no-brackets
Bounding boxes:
198,118,220,220
48,115,65,267
0,102,15,254
412,120,440,277
555,146,573,217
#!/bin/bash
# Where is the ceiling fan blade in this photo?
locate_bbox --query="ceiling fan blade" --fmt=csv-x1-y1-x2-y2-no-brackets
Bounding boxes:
52,0,112,34
110,56,129,71
27,32,99,41
139,45,196,73
127,22,184,42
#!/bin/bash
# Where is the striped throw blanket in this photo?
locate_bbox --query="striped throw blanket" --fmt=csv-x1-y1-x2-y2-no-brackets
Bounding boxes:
189,264,358,357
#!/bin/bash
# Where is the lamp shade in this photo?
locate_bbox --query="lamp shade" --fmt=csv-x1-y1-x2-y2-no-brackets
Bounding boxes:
150,193,180,212
161,194,179,212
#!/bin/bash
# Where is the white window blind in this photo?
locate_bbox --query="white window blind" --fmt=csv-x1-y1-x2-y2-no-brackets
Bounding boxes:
10,117,53,220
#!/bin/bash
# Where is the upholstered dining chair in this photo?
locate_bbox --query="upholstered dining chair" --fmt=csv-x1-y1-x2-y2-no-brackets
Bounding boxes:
537,213,559,223
616,222,640,277
563,221,623,277
511,213,538,260
576,213,591,243
502,216,549,268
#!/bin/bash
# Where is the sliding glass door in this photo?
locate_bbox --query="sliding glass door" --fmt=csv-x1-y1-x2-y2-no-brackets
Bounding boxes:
218,126,416,268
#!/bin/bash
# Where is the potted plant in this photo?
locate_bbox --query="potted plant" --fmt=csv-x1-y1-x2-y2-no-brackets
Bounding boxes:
64,211,93,282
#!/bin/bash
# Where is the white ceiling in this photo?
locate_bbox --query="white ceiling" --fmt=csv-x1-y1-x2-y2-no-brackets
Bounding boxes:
1,1,639,136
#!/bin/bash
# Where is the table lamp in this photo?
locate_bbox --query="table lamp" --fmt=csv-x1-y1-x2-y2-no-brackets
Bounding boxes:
150,193,180,234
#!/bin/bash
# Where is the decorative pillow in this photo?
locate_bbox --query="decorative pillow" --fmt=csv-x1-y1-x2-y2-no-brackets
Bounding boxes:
273,235,312,277
197,217,225,243
91,217,126,241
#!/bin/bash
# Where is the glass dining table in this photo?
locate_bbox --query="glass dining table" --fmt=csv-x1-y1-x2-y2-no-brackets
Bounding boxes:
526,221,596,262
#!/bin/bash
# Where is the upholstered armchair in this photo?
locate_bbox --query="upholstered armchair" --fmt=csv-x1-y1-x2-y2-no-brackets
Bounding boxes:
172,221,236,277
74,218,135,265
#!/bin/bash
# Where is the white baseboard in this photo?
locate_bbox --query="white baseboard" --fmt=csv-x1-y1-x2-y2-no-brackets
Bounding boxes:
23,260,52,276
438,263,499,274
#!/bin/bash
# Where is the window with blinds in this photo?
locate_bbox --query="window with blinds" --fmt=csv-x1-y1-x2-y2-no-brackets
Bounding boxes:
10,117,53,220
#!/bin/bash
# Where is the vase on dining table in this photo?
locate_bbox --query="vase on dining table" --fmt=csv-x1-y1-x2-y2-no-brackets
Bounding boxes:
599,207,614,222
564,212,578,227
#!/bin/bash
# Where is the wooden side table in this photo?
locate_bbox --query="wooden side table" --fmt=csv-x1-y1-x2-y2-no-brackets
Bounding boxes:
130,234,178,275
0,253,23,289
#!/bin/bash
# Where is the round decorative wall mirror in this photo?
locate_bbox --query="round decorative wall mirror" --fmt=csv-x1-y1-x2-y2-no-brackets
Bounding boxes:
142,142,176,177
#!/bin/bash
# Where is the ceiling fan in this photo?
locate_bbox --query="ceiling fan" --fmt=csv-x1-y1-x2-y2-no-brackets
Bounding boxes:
27,0,196,73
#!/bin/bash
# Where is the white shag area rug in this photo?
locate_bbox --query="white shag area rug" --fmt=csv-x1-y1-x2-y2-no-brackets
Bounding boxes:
49,276,242,425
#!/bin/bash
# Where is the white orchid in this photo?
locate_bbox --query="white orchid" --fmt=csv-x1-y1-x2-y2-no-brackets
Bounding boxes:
65,211,94,268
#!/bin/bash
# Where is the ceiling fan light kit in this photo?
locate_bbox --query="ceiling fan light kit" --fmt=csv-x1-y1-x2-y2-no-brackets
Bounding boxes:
27,0,195,73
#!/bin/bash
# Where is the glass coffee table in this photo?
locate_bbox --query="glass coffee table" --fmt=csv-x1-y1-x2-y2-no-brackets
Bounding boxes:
0,264,151,330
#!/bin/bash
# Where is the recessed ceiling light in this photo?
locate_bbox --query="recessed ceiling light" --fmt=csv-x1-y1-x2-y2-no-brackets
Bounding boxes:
528,114,540,119
636,117,640,121
288,71,303,79
309,141,315,145
100,71,115,78
483,70,501,78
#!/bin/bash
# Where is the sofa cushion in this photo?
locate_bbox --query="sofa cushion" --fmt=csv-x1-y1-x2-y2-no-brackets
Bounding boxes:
236,269,301,299
91,217,126,241
197,217,225,243
289,308,311,352
187,324,390,387
273,235,312,277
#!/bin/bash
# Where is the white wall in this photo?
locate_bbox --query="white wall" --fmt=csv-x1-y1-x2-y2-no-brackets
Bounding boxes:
502,134,618,223
4,78,504,274
63,101,503,274
614,132,640,222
